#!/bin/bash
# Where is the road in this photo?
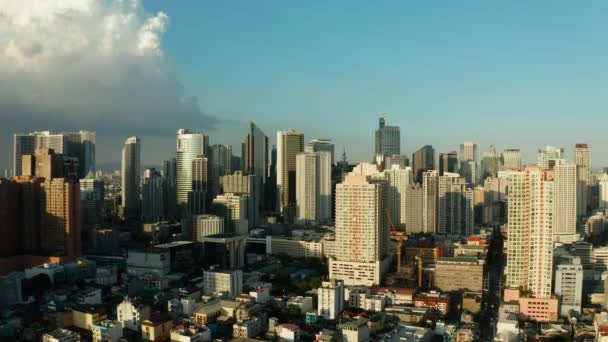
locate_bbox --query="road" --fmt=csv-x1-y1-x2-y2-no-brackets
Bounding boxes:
479,226,505,341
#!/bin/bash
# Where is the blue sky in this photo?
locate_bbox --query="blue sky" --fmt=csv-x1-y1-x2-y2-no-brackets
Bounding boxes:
140,1,608,166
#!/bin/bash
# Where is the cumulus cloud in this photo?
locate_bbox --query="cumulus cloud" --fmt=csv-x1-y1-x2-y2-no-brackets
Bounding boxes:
0,0,220,165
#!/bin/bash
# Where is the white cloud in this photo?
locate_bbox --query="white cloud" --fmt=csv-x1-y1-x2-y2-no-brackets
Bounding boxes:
0,0,218,165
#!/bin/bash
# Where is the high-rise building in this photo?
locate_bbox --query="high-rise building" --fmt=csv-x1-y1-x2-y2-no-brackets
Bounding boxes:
480,147,502,180
537,146,564,170
305,139,335,166
506,166,554,298
412,145,435,184
483,177,507,225
121,136,140,219
208,144,232,198
422,170,439,234
14,131,95,179
22,148,64,179
142,168,164,223
41,178,81,258
599,175,608,210
405,184,423,233
220,171,260,227
459,160,477,186
381,166,413,230
188,156,208,215
276,129,304,218
80,172,104,248
375,116,400,158
212,193,248,235
176,129,205,217
329,173,389,286
162,158,177,220
242,122,268,215
574,144,590,217
438,173,473,236
438,151,458,176
192,214,224,242
0,179,21,257
295,151,332,225
554,255,583,316
459,142,477,163
553,163,578,242
503,149,522,171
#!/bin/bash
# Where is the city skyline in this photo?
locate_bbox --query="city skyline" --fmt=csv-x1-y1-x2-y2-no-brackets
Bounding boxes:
2,1,608,168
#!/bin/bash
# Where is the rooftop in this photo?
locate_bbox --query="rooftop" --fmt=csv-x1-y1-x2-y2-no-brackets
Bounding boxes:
154,241,196,249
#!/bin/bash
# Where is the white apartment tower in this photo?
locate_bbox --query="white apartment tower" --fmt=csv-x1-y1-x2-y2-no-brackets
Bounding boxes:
422,170,439,233
329,173,389,286
599,174,608,210
574,144,590,217
382,166,413,230
503,149,522,171
317,280,344,320
295,151,332,225
554,255,583,316
176,129,205,217
506,166,554,298
537,146,564,170
438,173,474,236
459,141,477,162
553,163,578,242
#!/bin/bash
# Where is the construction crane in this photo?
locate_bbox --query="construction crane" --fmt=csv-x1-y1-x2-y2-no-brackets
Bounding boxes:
385,208,405,273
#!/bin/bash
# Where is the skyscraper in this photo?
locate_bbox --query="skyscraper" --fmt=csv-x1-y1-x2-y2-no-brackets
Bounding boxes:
276,129,304,218
405,184,423,233
41,178,81,258
242,122,269,215
553,162,578,242
80,172,104,248
438,151,458,176
422,170,439,234
459,160,478,186
374,116,400,158
176,129,204,217
412,145,435,184
142,168,164,223
438,173,473,236
305,139,335,165
574,144,590,217
480,147,502,181
162,158,177,220
506,166,554,298
212,193,248,235
13,133,37,177
459,141,477,163
22,148,64,179
295,151,332,225
121,136,140,219
537,146,564,170
208,144,232,198
381,165,413,231
188,155,208,215
329,173,388,286
600,175,608,210
220,171,260,227
503,149,522,171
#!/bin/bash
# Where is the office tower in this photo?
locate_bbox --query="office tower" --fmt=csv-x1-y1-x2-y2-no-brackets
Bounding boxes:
554,255,583,316
375,116,400,158
574,144,590,217
142,168,164,223
16,176,43,254
459,142,477,163
483,177,507,225
382,166,413,230
41,178,81,258
459,160,477,186
13,133,37,176
121,136,141,219
503,149,522,171
188,156,208,215
438,173,473,236
405,184,423,233
162,158,177,220
212,193,248,235
22,148,64,179
176,129,204,217
192,214,224,242
480,147,502,180
72,130,96,177
305,139,335,165
220,171,260,227
329,173,388,286
317,280,344,320
506,166,554,298
438,151,458,176
242,121,268,215
384,154,409,169
80,172,104,247
0,179,20,257
295,151,332,225
422,170,439,234
208,144,232,198
473,186,484,225
276,129,304,218
537,146,564,170
553,163,578,242
412,145,435,184
600,175,608,209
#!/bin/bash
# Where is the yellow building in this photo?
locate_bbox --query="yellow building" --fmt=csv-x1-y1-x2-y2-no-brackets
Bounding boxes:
72,306,106,331
141,315,173,341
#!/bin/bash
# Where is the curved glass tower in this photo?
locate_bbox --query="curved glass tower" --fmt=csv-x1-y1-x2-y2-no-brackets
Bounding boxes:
176,129,204,217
